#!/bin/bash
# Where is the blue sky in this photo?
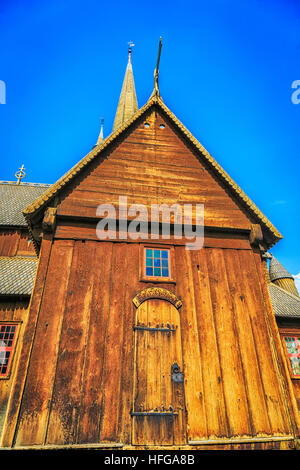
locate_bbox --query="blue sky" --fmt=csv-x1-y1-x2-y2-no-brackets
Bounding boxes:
0,0,299,279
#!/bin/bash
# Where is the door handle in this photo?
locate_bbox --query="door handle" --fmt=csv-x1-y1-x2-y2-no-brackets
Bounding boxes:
171,363,184,383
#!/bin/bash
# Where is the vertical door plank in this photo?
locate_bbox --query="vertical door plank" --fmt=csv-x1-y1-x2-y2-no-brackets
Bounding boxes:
146,299,162,445
132,302,148,445
158,301,174,446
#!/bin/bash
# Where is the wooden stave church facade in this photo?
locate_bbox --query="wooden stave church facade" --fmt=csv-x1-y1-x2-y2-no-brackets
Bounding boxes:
0,49,299,450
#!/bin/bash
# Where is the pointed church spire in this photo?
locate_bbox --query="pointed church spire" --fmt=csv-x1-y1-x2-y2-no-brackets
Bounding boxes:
112,43,138,132
96,118,104,145
269,254,299,297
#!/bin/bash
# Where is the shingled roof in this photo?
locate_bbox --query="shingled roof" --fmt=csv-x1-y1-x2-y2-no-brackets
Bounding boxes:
0,182,50,227
268,283,300,319
269,255,294,282
0,257,38,296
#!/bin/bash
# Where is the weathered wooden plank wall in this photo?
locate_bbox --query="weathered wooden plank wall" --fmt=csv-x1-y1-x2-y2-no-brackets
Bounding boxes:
3,238,296,447
0,230,35,257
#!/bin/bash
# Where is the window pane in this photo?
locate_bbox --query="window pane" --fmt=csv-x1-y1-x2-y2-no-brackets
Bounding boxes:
284,337,297,354
146,249,153,258
291,357,300,376
154,258,161,267
146,258,153,267
162,259,168,268
161,250,168,258
0,322,17,377
162,268,169,277
154,250,160,258
154,267,161,276
146,267,153,276
284,336,300,376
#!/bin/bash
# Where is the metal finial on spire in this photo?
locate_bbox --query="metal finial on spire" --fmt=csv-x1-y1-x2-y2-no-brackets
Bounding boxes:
153,37,162,97
128,41,135,63
15,164,26,184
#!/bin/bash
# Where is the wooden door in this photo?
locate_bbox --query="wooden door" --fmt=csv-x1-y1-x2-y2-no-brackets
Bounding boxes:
132,298,186,446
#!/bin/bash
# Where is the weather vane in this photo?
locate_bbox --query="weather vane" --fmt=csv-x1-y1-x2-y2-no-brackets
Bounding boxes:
15,164,26,184
128,41,135,51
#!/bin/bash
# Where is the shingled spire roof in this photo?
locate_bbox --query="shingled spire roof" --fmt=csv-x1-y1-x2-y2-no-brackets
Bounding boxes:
112,45,138,132
96,118,104,146
269,255,294,282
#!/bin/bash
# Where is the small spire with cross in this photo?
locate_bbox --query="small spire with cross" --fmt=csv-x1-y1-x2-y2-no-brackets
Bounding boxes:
15,164,26,184
112,41,138,132
96,118,104,145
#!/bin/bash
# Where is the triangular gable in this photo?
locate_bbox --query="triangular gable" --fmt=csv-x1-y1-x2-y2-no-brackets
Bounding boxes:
23,96,282,247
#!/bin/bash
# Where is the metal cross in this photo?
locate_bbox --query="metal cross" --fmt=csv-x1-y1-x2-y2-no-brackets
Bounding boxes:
15,164,26,184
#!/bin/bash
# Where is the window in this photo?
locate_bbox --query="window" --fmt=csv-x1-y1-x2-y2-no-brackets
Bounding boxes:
145,248,170,278
140,246,175,283
141,245,175,282
0,324,18,378
283,335,300,378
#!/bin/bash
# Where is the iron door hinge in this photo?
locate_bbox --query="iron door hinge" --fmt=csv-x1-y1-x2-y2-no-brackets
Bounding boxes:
133,322,176,336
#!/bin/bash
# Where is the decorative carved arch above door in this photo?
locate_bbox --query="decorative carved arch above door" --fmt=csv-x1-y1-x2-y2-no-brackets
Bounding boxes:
132,287,182,310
